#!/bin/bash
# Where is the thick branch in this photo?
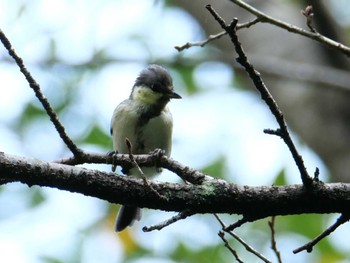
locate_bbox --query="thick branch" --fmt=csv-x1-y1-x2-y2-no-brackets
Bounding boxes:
1,152,350,217
55,152,208,185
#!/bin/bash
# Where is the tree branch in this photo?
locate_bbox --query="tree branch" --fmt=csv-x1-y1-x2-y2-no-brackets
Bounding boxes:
229,0,350,57
1,152,350,217
174,18,260,52
218,231,245,263
55,151,209,185
205,4,313,187
215,214,272,263
143,210,194,232
0,28,83,158
268,216,283,263
293,213,350,254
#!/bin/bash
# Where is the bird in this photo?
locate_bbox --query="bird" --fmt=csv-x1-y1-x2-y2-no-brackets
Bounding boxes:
110,64,181,232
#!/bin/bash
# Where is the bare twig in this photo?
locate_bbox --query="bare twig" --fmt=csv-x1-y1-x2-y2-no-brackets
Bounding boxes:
218,231,244,263
229,0,350,57
0,29,83,158
125,139,147,183
215,214,272,263
247,56,350,94
175,18,260,52
268,216,283,263
125,138,165,200
175,31,226,52
293,213,350,254
205,4,314,188
143,210,194,232
224,217,250,232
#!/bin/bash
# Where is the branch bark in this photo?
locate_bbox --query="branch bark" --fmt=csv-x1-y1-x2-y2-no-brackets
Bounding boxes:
1,151,350,219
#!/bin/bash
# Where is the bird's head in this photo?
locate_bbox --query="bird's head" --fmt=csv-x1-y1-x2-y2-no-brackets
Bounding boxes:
131,65,181,107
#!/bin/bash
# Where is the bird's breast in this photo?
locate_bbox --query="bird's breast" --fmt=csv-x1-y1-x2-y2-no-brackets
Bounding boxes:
111,101,173,156
135,109,173,155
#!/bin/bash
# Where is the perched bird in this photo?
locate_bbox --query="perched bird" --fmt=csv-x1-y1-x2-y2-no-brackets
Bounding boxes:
110,64,181,232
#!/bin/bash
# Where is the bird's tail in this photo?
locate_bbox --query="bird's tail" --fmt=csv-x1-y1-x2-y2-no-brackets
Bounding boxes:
115,205,141,232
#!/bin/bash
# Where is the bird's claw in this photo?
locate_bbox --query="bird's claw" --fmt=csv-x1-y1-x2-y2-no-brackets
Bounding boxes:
108,150,118,156
151,148,165,159
108,150,119,172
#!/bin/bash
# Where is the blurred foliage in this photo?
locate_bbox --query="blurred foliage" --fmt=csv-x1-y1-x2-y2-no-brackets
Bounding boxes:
201,156,226,179
173,63,198,95
15,102,47,135
79,124,111,148
28,187,46,207
117,229,143,257
40,257,65,263
40,235,84,263
169,242,228,263
273,169,287,185
280,214,344,261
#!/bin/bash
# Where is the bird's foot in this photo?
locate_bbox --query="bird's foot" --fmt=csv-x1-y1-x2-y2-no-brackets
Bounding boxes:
108,150,118,172
150,148,166,168
150,148,165,159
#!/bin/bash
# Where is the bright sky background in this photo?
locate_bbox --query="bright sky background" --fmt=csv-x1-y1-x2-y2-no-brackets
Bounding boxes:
0,0,347,262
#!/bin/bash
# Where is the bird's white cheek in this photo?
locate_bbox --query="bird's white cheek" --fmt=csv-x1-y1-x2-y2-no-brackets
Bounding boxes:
132,86,162,105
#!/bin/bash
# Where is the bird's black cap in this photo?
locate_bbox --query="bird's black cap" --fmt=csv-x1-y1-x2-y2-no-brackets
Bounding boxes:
134,64,181,99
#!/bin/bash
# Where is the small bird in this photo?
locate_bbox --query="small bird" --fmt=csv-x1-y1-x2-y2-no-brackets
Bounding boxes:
110,64,181,232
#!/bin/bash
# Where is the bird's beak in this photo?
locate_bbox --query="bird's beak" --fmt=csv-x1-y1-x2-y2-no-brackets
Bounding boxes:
168,90,182,99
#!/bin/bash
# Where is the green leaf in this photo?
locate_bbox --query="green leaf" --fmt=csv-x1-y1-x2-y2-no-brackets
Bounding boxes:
201,156,226,179
80,125,112,148
173,64,198,95
15,102,47,133
28,188,46,207
273,169,287,185
170,242,227,263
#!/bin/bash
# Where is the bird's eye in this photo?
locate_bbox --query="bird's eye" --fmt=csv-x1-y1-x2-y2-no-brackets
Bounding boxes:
151,83,162,92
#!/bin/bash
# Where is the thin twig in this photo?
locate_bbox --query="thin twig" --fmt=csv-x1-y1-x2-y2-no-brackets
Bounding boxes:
215,214,272,263
125,138,165,200
218,231,244,263
224,217,249,232
175,18,260,52
0,29,83,158
143,210,194,232
247,56,350,94
229,0,350,57
268,216,283,263
293,213,350,254
175,31,226,52
205,4,313,188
